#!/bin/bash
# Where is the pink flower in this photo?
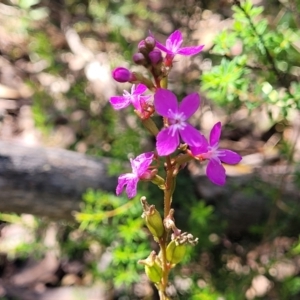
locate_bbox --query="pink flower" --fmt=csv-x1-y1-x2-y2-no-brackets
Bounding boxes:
110,84,151,112
152,30,204,63
154,89,204,156
189,122,242,185
116,152,154,199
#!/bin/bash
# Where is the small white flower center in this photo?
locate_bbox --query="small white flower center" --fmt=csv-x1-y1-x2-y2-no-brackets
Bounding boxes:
205,144,224,160
166,38,183,53
168,110,187,136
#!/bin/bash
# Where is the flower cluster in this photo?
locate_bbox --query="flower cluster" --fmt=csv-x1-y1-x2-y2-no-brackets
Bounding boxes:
110,29,242,198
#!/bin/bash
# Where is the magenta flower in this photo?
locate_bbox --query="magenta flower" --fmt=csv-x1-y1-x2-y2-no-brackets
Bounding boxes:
190,122,242,185
110,84,151,112
153,30,204,59
154,88,205,156
116,152,154,199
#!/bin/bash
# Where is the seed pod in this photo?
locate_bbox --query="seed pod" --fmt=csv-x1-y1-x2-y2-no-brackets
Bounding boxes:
145,260,163,283
166,240,187,265
139,251,162,283
144,206,164,238
141,197,164,239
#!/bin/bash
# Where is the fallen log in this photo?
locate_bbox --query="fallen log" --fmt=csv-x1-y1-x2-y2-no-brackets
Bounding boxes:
0,140,118,220
0,140,298,237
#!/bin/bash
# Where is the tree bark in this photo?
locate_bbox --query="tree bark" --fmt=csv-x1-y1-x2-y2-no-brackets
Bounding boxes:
0,140,118,220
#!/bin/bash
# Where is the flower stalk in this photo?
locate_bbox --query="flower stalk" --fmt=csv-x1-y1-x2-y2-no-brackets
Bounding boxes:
110,29,242,299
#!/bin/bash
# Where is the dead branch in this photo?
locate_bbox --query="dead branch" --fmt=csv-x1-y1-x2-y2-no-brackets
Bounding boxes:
0,140,117,220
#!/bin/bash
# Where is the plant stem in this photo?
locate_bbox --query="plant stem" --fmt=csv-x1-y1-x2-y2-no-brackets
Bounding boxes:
157,154,176,299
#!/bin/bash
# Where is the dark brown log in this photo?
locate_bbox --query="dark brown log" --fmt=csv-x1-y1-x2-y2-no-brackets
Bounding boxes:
0,140,118,220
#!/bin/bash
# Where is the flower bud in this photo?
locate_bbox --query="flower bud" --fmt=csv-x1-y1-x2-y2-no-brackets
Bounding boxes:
166,240,187,265
138,40,149,56
112,67,133,83
141,197,164,239
144,36,156,50
149,49,162,65
138,251,162,283
132,53,148,66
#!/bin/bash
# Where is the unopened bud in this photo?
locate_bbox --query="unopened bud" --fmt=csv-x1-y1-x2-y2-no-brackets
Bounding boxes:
132,53,148,66
138,251,162,283
166,240,187,265
141,197,164,238
138,40,150,56
144,36,156,50
112,67,133,83
149,49,162,65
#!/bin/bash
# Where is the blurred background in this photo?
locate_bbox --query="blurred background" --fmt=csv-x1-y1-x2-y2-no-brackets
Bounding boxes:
0,0,300,299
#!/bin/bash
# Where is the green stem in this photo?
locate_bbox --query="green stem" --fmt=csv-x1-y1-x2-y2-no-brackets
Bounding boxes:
158,236,170,298
157,154,177,298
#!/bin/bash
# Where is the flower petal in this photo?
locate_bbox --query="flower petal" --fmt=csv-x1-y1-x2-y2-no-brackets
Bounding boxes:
149,31,173,54
177,45,204,56
125,176,139,199
219,149,242,165
189,137,209,155
116,173,136,196
210,122,222,146
179,93,200,119
180,123,204,147
156,127,179,156
131,152,154,176
166,30,183,53
133,83,148,95
155,42,173,55
109,96,131,110
206,158,226,185
154,89,178,117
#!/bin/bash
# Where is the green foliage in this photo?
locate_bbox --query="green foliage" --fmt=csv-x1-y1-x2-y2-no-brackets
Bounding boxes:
0,213,47,260
202,0,300,116
76,189,149,287
282,277,300,298
31,91,54,135
190,286,221,300
201,56,249,108
28,31,55,69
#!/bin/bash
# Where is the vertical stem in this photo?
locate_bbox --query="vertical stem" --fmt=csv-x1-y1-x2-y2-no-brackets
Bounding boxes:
158,154,176,299
153,73,173,299
164,156,173,218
